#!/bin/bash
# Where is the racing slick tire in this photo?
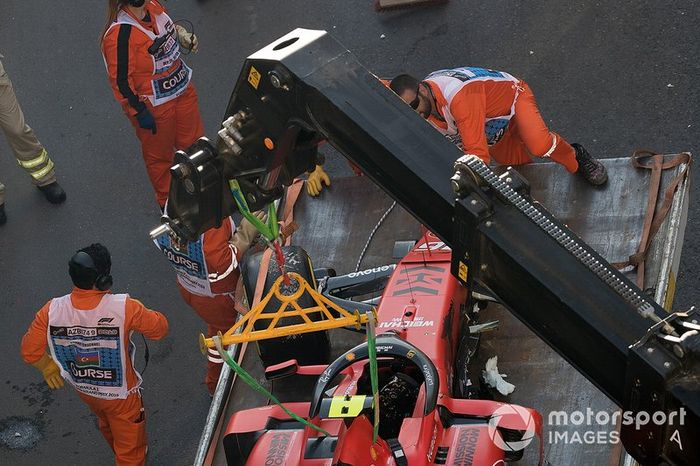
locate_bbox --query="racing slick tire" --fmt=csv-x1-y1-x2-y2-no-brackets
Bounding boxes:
240,245,331,367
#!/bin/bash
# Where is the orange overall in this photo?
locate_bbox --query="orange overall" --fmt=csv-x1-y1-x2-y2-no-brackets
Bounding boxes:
21,288,168,466
424,67,579,173
155,218,241,393
101,0,204,207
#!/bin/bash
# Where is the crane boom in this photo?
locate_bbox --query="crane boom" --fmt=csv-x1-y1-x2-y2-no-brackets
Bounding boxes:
160,29,699,465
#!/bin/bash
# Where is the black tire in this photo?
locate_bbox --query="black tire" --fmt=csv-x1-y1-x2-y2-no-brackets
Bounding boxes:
240,245,331,367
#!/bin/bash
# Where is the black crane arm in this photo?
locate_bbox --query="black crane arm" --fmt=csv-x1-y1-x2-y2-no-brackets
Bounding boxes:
158,29,699,465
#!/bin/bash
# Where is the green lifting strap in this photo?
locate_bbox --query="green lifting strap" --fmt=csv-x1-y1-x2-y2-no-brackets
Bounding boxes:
366,312,380,444
228,180,279,241
212,335,331,437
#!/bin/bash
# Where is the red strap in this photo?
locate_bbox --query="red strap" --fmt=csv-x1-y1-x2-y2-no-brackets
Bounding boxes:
280,179,304,246
612,150,691,289
634,153,663,289
253,249,273,307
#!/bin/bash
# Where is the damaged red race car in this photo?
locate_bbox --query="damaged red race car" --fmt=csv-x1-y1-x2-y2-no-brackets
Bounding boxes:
219,232,544,466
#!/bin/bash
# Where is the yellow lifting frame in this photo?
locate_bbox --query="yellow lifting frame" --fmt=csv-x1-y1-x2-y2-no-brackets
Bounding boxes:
200,272,372,353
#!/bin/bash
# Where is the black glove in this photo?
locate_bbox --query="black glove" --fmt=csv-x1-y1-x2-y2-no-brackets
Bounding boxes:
136,108,157,134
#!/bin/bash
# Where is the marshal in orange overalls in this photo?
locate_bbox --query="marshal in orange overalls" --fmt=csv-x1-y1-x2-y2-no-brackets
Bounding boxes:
101,0,204,207
423,67,579,173
21,288,168,466
155,218,242,394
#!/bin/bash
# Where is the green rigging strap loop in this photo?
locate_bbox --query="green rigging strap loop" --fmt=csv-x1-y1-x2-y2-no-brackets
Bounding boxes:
366,311,380,444
228,179,279,241
212,335,331,436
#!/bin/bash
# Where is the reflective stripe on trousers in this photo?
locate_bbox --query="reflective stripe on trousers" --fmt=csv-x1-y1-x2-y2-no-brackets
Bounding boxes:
17,148,56,182
0,59,57,203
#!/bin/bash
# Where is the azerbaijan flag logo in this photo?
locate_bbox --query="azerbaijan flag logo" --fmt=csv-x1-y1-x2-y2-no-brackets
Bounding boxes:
74,350,100,368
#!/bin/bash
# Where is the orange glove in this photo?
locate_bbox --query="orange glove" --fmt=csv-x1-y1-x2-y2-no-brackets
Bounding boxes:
306,165,330,197
32,353,64,389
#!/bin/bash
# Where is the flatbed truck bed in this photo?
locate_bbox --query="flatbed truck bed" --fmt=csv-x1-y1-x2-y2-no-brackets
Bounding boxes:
195,154,690,466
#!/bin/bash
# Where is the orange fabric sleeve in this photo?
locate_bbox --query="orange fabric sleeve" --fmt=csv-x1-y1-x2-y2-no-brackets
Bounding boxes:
203,223,238,273
102,25,143,115
101,2,165,115
203,221,242,294
101,27,120,96
20,302,51,364
449,83,491,162
125,298,169,340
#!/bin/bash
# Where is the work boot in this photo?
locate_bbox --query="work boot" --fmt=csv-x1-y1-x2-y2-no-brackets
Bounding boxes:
0,204,6,226
572,143,608,186
37,181,66,204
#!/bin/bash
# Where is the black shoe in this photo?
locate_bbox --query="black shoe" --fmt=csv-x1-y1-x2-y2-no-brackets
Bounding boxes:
0,204,6,226
37,182,66,204
572,143,608,186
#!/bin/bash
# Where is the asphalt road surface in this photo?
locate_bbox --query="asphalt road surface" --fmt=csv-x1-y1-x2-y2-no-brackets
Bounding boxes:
0,1,698,465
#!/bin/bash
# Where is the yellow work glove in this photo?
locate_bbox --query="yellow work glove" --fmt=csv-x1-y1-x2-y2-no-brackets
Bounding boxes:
232,210,267,256
306,165,330,197
32,353,64,389
175,25,199,53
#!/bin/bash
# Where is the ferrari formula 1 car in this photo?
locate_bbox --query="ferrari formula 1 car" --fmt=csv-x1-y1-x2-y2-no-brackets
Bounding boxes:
220,232,543,465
